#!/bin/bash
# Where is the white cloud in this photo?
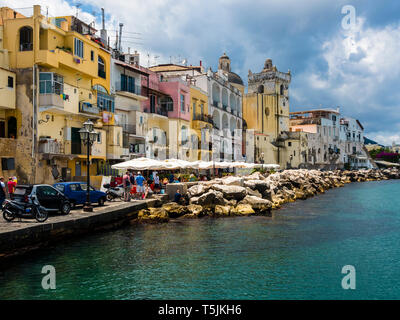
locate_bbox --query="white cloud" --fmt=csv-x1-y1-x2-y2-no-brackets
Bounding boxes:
294,15,400,142
367,132,400,146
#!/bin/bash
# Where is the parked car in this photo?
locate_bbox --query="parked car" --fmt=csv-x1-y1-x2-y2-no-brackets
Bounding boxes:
53,182,107,208
11,184,71,215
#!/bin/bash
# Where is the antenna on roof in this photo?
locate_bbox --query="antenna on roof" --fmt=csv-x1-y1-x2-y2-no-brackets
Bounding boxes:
118,23,123,52
154,55,160,65
75,3,81,18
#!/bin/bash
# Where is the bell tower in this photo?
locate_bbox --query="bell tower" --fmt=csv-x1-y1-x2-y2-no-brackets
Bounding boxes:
218,52,231,73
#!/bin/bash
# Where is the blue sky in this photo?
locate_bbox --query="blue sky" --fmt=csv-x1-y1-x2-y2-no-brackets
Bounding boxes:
3,0,400,145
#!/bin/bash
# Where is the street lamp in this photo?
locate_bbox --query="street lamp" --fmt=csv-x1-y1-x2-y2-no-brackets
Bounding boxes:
79,119,98,212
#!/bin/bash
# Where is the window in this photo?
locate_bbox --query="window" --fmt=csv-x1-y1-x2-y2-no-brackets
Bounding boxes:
37,186,59,196
181,126,188,142
91,50,94,61
97,132,101,143
54,184,65,193
120,74,136,93
19,26,33,51
69,184,81,191
7,76,14,88
98,56,106,78
7,117,17,139
193,102,196,119
97,92,114,113
1,158,15,170
160,96,173,112
39,72,64,95
180,94,185,112
288,142,292,147
80,184,95,191
0,121,5,138
74,38,84,58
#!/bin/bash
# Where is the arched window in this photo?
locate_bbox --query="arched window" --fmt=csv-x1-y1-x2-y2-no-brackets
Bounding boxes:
98,56,106,79
280,84,284,95
8,117,17,139
257,85,264,94
92,84,107,93
20,26,33,51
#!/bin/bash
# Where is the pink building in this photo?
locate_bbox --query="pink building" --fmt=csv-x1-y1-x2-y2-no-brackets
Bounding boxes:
141,69,190,121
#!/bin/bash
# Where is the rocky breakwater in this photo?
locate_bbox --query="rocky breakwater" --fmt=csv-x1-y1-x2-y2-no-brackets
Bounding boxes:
136,168,400,223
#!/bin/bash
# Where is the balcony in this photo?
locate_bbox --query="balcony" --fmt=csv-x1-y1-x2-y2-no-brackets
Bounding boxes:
39,93,64,112
38,138,73,159
193,113,214,124
212,100,219,108
121,124,137,135
79,102,100,115
115,81,142,96
39,138,63,154
144,107,168,118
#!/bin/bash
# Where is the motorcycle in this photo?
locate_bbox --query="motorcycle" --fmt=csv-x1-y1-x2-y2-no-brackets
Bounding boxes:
2,195,49,223
103,183,125,201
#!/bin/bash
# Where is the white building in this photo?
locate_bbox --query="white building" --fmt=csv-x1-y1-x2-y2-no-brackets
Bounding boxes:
110,55,149,160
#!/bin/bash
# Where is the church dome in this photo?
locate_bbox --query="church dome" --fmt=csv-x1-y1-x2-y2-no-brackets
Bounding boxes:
228,71,244,86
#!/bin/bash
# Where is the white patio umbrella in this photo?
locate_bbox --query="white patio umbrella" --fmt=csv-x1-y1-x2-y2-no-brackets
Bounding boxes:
162,159,194,170
111,157,164,170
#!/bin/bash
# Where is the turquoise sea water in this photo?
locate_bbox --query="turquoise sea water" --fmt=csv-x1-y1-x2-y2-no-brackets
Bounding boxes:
0,180,400,300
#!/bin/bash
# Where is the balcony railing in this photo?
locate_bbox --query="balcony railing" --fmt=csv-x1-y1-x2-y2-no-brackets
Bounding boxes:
115,81,142,95
144,108,168,117
121,124,137,135
192,113,214,125
79,102,100,115
39,93,64,109
38,139,64,154
212,100,219,108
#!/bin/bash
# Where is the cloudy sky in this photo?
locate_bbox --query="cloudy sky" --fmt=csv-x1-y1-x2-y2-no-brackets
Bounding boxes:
3,0,400,145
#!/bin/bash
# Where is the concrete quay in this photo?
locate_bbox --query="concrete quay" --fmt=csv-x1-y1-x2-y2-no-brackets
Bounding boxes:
0,198,164,262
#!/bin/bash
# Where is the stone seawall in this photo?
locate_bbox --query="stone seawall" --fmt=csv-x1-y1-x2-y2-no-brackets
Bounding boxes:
138,168,400,221
0,199,163,263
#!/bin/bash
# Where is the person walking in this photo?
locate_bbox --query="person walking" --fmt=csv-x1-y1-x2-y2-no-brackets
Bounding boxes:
122,171,131,202
153,171,160,194
7,177,16,199
135,171,145,199
0,177,6,207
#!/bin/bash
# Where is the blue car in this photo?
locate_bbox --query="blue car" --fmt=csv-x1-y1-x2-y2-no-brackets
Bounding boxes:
53,182,107,208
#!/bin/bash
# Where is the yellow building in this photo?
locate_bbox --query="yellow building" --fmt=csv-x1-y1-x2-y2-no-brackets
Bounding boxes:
0,5,113,184
0,36,23,180
243,59,291,167
190,85,211,161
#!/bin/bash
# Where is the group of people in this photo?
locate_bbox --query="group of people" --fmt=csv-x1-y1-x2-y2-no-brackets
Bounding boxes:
116,170,211,202
121,171,162,201
0,176,17,207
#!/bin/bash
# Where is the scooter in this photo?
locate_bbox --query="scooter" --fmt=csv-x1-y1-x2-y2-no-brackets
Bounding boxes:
103,183,125,201
2,195,48,223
